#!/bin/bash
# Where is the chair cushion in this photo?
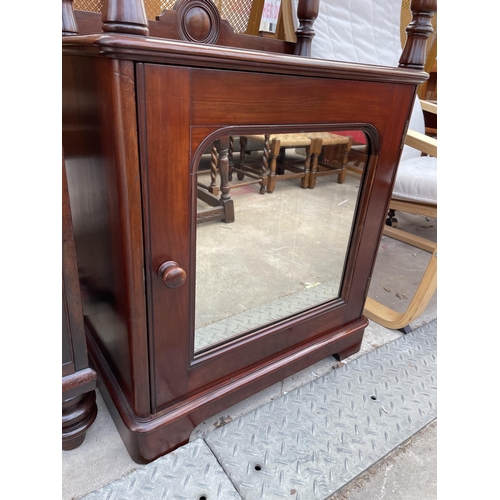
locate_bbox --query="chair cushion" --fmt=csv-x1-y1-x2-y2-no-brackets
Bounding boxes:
293,0,403,67
392,156,437,205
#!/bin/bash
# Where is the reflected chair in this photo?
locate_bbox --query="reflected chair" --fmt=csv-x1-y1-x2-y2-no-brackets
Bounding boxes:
234,131,352,193
197,139,235,224
312,133,353,187
295,0,438,330
235,133,318,193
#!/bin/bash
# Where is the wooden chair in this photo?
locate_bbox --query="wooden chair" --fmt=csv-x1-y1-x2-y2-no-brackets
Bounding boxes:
364,107,437,332
299,0,438,331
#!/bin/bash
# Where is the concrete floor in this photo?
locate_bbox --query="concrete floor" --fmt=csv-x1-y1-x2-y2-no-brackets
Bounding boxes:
327,420,437,500
62,164,437,500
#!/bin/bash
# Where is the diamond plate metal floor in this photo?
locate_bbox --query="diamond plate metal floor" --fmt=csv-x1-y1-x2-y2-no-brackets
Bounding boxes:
81,439,241,500
81,321,436,500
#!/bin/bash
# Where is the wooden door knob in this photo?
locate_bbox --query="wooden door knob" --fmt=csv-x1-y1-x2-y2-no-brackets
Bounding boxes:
157,261,186,288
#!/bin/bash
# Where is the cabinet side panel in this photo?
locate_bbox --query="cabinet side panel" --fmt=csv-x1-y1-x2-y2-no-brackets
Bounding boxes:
62,55,150,417
62,149,88,372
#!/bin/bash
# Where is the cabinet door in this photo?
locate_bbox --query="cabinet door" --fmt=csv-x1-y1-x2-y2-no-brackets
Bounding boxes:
137,63,413,412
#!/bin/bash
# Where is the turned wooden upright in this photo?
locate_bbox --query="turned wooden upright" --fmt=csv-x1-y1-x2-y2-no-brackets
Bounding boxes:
63,0,436,68
399,0,437,70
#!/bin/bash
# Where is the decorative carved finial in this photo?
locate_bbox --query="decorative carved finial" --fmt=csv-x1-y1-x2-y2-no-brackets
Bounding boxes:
294,0,320,57
399,0,437,70
62,0,78,36
174,0,221,45
102,0,149,36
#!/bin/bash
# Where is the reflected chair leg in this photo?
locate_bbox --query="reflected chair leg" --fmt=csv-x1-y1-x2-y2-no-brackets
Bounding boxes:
209,143,219,196
308,138,322,189
215,137,235,223
260,134,270,194
337,136,352,184
276,147,286,175
228,135,234,181
237,136,247,181
300,142,312,188
267,138,281,194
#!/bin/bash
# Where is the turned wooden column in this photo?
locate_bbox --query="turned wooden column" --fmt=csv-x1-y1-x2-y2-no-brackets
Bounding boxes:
228,136,235,181
207,143,219,195
214,137,235,223
294,0,320,57
399,0,437,70
267,137,281,194
237,136,247,181
102,0,149,35
62,0,78,35
215,138,231,203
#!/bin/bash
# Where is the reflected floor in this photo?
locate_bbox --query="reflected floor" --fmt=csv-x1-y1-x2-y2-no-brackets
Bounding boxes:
195,280,339,352
195,168,361,351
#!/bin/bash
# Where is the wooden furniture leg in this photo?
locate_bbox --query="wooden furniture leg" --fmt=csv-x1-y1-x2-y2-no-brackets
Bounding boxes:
62,386,98,450
196,138,235,224
267,137,282,194
231,135,269,193
311,134,352,187
337,136,352,184
307,137,322,189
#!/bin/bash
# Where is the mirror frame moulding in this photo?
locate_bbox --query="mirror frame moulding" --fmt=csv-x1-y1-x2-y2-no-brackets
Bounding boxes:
189,123,379,361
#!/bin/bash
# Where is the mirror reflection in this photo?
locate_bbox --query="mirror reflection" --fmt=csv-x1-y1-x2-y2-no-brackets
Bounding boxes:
195,130,368,352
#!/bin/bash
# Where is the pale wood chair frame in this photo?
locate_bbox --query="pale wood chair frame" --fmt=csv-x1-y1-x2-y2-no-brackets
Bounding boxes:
363,104,437,331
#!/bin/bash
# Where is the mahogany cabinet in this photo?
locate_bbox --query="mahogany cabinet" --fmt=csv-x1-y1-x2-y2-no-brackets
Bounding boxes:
62,0,434,463
62,152,98,450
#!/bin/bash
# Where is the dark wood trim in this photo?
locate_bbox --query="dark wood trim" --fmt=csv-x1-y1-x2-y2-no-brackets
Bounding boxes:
88,317,366,463
62,367,98,400
62,34,428,85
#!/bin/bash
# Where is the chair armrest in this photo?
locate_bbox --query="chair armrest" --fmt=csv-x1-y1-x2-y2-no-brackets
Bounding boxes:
420,99,437,115
405,129,437,157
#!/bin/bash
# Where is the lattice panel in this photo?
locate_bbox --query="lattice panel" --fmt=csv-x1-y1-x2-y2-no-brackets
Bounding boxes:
73,0,253,31
213,0,253,33
73,0,172,19
73,0,103,13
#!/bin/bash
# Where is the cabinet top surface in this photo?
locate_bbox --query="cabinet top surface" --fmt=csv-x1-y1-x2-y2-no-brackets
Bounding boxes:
62,34,428,85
